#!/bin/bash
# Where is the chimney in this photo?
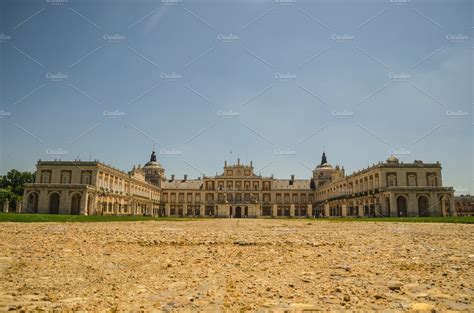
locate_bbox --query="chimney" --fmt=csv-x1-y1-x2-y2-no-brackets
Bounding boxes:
290,174,295,181
171,174,175,181
184,174,188,181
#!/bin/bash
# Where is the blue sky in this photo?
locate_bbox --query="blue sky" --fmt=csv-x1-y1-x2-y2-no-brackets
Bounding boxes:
0,0,472,194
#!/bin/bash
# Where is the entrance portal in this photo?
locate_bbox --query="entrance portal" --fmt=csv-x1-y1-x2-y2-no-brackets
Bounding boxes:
49,193,60,214
235,206,242,218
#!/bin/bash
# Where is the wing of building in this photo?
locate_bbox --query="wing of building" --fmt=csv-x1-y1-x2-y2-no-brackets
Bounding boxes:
22,151,456,217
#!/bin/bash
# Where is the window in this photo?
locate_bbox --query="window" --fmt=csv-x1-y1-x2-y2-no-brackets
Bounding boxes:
227,170,233,176
61,171,70,184
407,174,417,186
427,173,437,186
41,171,51,184
81,171,91,185
386,173,397,187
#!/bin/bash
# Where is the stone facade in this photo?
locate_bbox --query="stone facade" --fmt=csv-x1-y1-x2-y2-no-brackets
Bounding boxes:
22,151,456,217
455,195,474,216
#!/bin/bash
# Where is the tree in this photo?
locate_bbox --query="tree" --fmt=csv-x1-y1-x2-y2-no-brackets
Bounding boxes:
0,170,35,198
0,188,17,203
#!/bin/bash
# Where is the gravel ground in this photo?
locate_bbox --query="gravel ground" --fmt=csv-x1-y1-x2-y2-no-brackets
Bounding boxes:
0,219,473,311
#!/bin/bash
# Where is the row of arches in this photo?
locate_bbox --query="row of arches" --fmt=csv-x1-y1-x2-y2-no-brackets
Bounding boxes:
394,194,443,217
26,192,82,215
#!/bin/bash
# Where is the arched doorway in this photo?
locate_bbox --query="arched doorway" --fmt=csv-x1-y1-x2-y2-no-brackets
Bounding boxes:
396,196,407,217
49,193,60,214
385,197,390,217
27,192,39,213
71,193,81,215
418,195,430,217
235,206,242,218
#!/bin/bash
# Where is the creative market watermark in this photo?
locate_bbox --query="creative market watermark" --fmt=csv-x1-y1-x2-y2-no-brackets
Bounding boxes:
389,72,411,81
217,110,239,119
446,34,468,43
161,0,182,5
46,0,68,5
103,34,125,43
160,72,183,81
103,110,125,119
274,148,296,157
332,34,354,43
160,148,182,157
46,148,69,156
332,110,354,119
0,34,12,43
0,110,11,119
217,34,239,43
46,72,68,82
389,0,410,5
446,110,469,118
275,72,296,81
389,148,411,156
275,0,296,4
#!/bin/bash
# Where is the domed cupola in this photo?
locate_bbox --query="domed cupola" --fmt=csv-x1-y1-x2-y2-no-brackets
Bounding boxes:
144,151,164,187
386,155,399,164
317,151,333,169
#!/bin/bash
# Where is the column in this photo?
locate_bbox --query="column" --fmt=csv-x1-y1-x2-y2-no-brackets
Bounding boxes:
80,193,89,215
341,204,347,217
307,204,313,218
3,201,9,213
255,203,261,218
429,192,438,216
200,204,205,217
357,204,364,217
165,203,170,217
272,204,278,218
16,201,22,213
449,197,456,216
60,190,69,214
389,194,396,217
408,193,417,217
290,204,295,217
38,190,48,214
324,204,330,217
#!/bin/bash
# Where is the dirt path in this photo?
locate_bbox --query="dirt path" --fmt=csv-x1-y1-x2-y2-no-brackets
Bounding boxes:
0,220,472,311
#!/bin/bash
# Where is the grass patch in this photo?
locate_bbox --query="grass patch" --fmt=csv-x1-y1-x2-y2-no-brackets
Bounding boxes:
0,213,196,223
313,216,474,224
0,213,472,223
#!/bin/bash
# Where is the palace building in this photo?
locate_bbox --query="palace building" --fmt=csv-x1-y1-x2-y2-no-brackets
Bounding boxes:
22,151,457,218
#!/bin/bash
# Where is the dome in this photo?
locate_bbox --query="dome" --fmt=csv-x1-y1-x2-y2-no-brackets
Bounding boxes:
144,160,162,168
318,163,333,169
387,155,399,164
144,151,163,168
316,151,333,169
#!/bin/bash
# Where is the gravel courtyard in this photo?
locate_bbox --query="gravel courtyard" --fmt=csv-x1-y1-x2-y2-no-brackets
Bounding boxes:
0,219,473,311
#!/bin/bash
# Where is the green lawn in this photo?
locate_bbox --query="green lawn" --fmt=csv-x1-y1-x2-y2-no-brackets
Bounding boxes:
0,213,196,223
0,213,472,223
316,216,474,224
